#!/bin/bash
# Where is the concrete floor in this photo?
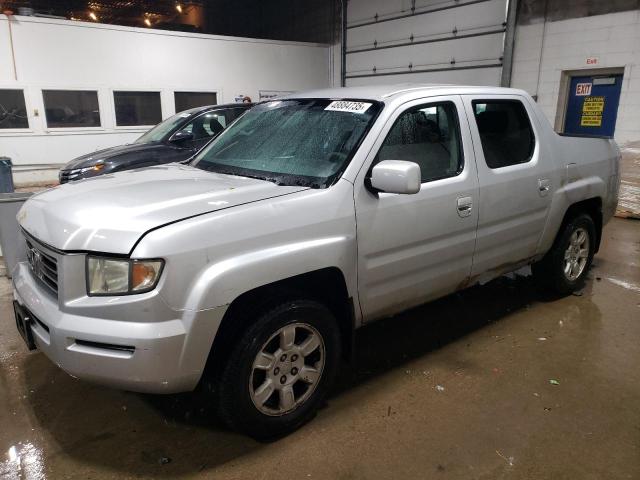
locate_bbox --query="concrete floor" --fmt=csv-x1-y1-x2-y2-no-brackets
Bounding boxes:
619,142,640,218
0,218,638,479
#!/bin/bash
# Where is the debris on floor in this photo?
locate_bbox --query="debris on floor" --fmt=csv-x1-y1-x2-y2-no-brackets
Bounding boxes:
495,450,514,466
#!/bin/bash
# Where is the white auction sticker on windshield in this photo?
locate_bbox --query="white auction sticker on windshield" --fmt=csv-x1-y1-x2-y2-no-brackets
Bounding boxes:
325,101,372,114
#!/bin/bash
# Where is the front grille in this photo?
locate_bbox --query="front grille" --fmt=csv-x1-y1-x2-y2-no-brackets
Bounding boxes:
25,237,59,297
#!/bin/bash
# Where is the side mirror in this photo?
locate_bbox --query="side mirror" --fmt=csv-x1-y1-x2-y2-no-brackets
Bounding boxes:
169,130,194,143
370,160,421,194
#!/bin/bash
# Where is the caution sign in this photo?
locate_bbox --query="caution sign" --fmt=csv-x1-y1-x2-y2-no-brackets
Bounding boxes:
580,96,605,127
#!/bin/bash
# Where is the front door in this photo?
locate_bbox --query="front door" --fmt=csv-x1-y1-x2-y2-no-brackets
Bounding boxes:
354,96,479,322
564,73,623,138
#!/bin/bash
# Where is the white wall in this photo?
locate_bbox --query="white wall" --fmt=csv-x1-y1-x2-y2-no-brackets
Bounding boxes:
0,15,331,184
511,10,640,144
345,0,508,87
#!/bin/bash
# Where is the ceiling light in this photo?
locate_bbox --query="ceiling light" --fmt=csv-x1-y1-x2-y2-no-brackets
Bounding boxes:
89,11,98,21
144,18,151,26
176,3,183,13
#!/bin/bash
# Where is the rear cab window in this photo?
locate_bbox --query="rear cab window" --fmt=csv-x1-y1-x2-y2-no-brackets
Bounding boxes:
472,100,535,169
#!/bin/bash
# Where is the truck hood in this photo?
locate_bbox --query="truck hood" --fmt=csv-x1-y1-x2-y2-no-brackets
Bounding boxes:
18,164,308,254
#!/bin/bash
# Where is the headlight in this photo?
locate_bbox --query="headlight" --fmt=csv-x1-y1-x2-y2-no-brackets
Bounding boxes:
86,257,164,295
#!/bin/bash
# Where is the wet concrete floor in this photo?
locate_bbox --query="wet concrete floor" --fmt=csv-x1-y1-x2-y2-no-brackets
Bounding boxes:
1,218,639,479
619,142,640,218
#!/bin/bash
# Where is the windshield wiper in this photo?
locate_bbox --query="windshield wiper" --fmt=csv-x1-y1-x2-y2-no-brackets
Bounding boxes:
197,163,285,185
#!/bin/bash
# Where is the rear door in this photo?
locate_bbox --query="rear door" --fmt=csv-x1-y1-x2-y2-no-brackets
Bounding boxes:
354,95,479,321
461,95,554,279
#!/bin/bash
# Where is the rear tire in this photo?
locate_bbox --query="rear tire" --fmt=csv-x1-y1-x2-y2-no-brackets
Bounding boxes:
216,299,341,440
532,213,596,295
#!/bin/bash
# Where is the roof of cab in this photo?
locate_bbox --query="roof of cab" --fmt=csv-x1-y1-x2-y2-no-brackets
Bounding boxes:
284,83,528,102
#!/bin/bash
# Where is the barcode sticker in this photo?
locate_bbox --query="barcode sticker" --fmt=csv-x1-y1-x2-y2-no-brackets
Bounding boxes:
325,101,372,114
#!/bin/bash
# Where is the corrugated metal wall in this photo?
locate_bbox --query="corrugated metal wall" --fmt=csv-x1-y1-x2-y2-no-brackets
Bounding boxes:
345,0,509,86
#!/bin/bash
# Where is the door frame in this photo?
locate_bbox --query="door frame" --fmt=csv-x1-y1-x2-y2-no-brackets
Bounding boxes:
554,66,625,134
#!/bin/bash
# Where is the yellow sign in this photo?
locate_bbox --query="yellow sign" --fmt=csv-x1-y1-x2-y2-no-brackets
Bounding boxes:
580,96,604,127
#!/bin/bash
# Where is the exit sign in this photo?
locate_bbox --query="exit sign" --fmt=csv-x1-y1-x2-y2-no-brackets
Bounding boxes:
586,57,599,65
576,83,592,96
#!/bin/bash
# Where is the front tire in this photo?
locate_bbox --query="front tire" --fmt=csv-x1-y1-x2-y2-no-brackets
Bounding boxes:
217,299,341,440
532,213,596,295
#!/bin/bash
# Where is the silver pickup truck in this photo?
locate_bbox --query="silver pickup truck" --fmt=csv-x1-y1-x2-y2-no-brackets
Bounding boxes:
12,85,620,439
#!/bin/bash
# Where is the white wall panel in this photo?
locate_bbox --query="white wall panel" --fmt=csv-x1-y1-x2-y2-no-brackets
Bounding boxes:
345,0,508,85
348,0,507,50
0,15,330,180
348,0,415,24
348,33,504,76
347,66,502,87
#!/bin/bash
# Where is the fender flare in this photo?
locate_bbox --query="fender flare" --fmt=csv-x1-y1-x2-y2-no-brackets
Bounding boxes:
183,235,357,312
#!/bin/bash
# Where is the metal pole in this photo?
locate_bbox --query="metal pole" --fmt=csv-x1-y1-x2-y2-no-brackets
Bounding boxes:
500,0,519,87
341,0,347,87
6,15,18,80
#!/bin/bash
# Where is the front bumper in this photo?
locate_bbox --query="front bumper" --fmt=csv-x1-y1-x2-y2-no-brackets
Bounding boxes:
13,261,227,394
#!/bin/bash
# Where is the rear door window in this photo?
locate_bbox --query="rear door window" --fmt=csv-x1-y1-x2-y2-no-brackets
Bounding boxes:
177,108,245,140
472,100,535,169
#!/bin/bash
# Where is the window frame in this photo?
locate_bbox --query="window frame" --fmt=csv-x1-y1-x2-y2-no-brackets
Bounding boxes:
41,87,104,131
173,90,219,113
373,100,465,185
471,98,537,170
167,106,245,144
0,87,31,132
111,89,163,129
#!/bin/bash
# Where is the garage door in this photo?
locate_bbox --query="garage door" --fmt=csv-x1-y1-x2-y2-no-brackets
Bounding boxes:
345,0,509,87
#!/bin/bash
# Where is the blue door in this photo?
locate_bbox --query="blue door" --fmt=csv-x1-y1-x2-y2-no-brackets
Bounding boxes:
564,74,623,138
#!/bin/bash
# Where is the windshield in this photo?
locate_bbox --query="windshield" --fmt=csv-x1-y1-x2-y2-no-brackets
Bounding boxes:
192,99,382,188
134,110,197,144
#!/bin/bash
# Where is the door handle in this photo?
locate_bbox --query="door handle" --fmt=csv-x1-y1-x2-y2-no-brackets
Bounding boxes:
457,196,473,218
538,178,550,196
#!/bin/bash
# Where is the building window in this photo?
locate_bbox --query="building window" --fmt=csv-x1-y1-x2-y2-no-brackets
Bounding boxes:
376,102,463,183
0,89,29,129
472,100,535,169
42,90,101,128
174,92,217,112
114,91,162,127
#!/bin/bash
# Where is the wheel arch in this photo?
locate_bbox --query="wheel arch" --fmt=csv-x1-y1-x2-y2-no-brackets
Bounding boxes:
557,197,603,252
200,267,356,388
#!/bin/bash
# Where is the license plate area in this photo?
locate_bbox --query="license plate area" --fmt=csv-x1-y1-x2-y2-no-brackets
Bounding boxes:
13,300,37,351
